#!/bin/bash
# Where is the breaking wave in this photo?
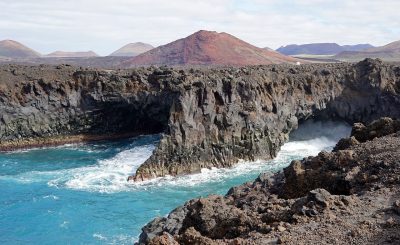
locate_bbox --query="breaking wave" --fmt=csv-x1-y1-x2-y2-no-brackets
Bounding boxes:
1,120,351,193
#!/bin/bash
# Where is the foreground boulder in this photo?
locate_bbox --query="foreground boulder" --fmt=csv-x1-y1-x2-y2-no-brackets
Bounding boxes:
138,118,400,244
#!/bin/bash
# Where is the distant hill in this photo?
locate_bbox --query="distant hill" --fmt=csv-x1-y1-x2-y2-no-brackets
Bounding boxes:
342,44,375,52
0,40,41,58
45,51,99,58
335,40,400,61
0,56,133,69
109,42,154,57
277,43,374,55
263,47,276,52
365,40,400,53
123,30,299,67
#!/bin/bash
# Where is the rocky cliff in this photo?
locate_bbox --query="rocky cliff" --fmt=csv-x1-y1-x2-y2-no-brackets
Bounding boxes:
0,59,400,182
137,117,400,244
0,64,176,149
132,58,400,181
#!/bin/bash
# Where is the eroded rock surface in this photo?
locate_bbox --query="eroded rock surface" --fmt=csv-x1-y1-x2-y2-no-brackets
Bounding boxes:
138,118,400,245
134,58,400,181
0,64,178,149
0,59,400,181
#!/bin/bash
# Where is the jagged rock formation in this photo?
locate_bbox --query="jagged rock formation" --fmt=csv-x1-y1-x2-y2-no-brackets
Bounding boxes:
0,59,400,182
0,64,176,149
137,117,400,244
132,58,400,181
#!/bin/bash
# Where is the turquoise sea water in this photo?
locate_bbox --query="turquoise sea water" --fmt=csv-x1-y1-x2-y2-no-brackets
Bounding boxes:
0,121,350,244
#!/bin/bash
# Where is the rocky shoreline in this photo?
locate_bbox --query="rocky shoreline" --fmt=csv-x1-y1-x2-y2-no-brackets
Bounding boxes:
0,132,143,152
137,117,400,244
1,59,400,244
0,64,176,151
0,59,400,181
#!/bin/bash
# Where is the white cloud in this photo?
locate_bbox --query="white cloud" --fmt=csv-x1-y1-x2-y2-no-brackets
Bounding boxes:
0,0,399,55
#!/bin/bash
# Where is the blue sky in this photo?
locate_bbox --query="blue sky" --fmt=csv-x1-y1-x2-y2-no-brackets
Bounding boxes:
1,0,399,55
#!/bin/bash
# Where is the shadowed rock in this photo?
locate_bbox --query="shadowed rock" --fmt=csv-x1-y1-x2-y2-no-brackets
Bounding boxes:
132,58,400,181
0,59,400,182
138,117,400,244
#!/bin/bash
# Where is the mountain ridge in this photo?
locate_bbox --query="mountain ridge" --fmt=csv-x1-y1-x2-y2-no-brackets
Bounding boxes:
335,40,400,61
123,30,300,67
45,51,99,58
109,42,154,57
0,40,41,58
277,43,374,55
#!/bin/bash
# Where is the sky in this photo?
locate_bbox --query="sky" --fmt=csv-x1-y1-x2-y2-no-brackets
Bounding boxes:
1,0,399,56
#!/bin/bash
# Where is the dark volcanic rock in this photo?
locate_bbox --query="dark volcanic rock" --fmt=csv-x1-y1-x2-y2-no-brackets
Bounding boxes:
138,118,400,244
0,59,400,182
351,117,400,142
1,59,400,244
0,65,176,150
133,58,400,181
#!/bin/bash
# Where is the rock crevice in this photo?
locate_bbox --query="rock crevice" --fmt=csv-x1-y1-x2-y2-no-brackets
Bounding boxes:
138,117,400,244
133,59,400,181
0,59,399,181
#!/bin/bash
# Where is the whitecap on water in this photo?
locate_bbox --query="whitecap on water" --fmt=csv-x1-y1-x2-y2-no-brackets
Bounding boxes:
132,134,341,189
51,144,156,193
42,195,59,200
93,233,108,241
2,121,351,193
53,122,348,193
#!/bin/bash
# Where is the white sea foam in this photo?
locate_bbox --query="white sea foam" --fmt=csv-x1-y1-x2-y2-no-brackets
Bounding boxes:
0,170,59,183
93,233,108,241
4,135,343,193
0,143,154,192
47,144,156,193
93,233,136,245
131,135,340,189
2,142,102,155
2,121,351,194
60,221,69,229
43,195,59,200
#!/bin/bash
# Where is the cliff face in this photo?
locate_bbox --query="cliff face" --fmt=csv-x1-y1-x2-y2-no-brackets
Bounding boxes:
0,65,177,149
137,118,400,244
0,59,399,181
133,59,400,181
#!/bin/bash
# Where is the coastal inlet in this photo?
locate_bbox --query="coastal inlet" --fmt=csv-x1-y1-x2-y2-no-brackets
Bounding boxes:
0,120,350,244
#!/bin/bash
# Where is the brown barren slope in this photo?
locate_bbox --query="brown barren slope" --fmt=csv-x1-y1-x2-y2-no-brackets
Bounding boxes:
0,40,41,58
109,42,154,57
124,30,300,67
335,40,400,61
45,51,99,58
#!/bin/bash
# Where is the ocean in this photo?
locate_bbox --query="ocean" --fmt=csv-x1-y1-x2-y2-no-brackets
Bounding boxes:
0,120,350,244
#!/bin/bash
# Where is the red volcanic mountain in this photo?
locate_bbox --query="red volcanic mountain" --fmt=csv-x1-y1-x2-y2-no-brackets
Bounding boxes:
123,30,299,67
